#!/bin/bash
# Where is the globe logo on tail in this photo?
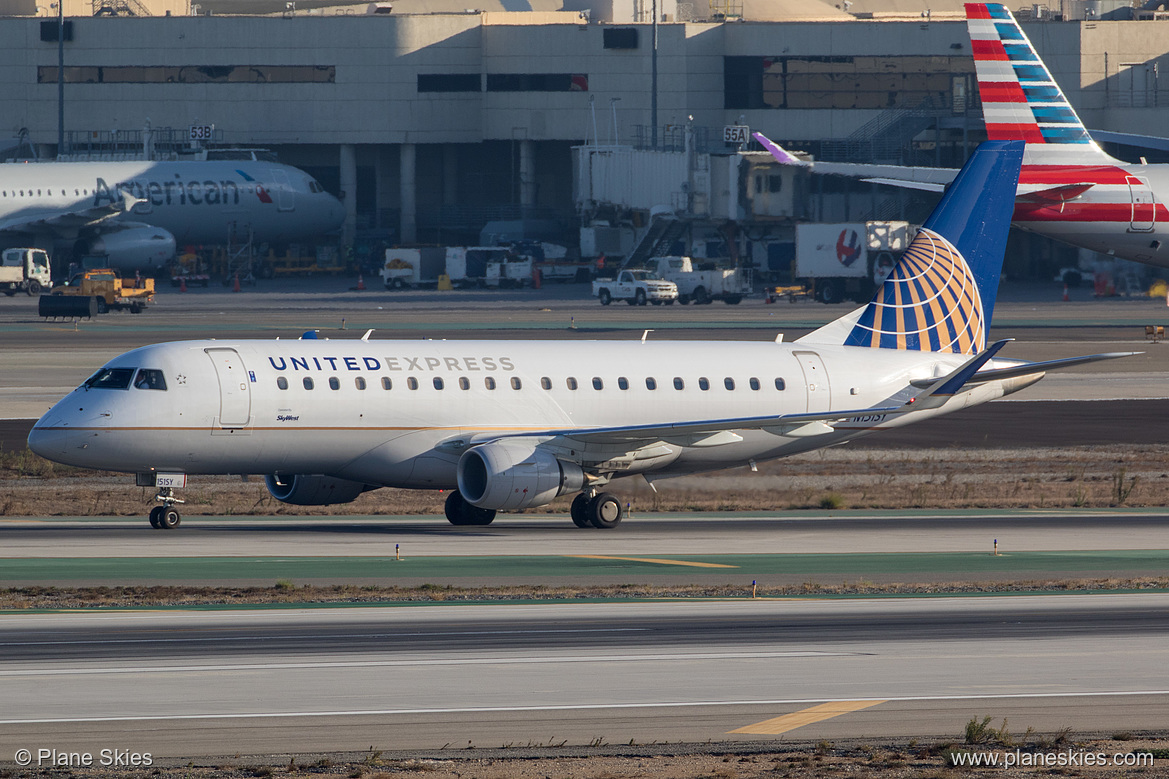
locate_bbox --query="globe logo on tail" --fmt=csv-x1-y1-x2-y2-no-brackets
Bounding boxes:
845,228,986,355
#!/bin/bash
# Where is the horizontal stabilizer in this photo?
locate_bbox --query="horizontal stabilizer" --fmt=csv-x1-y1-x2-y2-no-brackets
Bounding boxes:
1016,183,1094,205
910,350,1141,388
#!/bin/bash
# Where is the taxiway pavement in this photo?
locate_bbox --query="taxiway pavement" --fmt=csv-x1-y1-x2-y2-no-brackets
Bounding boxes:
1,595,1166,758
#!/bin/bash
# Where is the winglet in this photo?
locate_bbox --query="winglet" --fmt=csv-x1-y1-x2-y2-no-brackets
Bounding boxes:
119,188,146,213
752,132,807,166
908,339,1011,409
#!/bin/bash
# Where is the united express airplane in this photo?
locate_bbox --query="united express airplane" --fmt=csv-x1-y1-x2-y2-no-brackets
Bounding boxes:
0,158,344,271
27,141,1132,530
756,2,1169,266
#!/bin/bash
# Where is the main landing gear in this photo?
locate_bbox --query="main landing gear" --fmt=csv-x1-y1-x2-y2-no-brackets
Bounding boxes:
444,491,496,526
570,491,623,529
148,486,185,529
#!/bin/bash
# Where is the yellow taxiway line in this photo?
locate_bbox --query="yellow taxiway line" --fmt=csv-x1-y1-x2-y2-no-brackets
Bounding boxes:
729,700,887,734
568,555,739,569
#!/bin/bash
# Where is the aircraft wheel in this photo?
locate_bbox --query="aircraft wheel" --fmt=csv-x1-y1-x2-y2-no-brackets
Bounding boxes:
570,493,592,528
159,508,181,529
444,491,496,526
588,493,623,529
445,491,470,525
149,506,163,529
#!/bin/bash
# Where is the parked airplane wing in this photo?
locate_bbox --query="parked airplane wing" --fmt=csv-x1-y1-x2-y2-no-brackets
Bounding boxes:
0,188,143,234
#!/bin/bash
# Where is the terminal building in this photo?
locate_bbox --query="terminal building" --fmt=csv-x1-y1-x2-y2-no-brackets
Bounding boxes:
2,0,1168,277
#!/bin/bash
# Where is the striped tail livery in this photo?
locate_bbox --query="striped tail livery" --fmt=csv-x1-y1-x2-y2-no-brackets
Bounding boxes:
966,2,1169,263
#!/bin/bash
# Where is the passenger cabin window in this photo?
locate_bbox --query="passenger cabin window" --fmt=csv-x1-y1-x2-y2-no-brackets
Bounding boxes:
303,377,314,390
699,377,710,391
592,377,603,390
646,377,657,390
84,367,135,390
355,377,367,390
133,369,167,391
433,377,444,390
540,377,552,390
673,377,684,390
618,377,629,390
277,376,289,390
775,378,786,390
381,377,392,390
485,377,497,390
567,377,578,390
750,377,761,390
511,377,522,390
328,377,340,390
407,377,419,390
459,377,470,390
724,378,735,391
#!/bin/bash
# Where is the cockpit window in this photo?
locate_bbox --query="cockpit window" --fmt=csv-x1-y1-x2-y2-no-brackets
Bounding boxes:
133,369,167,391
83,367,135,390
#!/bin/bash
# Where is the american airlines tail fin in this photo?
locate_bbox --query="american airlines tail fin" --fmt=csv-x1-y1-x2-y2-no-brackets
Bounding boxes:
965,3,1118,165
800,140,1024,354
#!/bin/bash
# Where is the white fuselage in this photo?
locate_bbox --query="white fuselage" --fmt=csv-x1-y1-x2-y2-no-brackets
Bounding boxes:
0,159,344,268
28,338,1029,490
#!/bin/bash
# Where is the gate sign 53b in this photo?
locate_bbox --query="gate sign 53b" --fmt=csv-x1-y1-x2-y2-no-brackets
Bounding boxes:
723,125,749,144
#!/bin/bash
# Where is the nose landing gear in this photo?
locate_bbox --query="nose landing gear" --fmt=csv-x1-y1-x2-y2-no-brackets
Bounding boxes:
149,486,185,529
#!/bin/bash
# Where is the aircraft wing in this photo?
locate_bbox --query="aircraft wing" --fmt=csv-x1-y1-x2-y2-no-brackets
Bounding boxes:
0,189,144,234
753,131,957,191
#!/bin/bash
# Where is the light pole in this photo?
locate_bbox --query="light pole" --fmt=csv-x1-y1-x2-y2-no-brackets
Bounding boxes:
56,0,64,155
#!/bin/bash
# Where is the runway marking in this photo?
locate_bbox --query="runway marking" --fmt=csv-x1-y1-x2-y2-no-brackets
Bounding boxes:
0,650,857,677
1,691,1167,726
569,554,738,569
728,700,886,734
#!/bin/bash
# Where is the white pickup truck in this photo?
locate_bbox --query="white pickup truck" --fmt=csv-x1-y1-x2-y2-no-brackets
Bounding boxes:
647,256,750,305
0,248,51,296
592,269,678,306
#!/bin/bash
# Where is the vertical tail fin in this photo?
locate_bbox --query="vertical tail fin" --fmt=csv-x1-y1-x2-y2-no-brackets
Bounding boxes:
832,140,1024,354
965,3,1117,164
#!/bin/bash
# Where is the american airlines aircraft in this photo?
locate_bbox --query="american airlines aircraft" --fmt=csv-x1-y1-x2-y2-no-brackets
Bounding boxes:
756,2,1169,266
0,158,345,271
27,141,1131,530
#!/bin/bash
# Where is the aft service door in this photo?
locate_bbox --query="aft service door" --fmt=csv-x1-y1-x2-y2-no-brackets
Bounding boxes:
794,351,831,413
1127,176,1155,232
206,348,252,427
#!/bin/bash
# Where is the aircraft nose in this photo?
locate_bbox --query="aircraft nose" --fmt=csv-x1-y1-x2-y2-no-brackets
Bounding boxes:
27,423,69,460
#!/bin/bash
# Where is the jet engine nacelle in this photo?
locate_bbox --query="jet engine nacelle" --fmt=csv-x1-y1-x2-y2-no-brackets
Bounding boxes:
457,441,585,511
264,474,371,506
81,227,177,270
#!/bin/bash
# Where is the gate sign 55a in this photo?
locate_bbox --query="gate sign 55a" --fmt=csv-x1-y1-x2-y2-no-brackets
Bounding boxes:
724,125,749,144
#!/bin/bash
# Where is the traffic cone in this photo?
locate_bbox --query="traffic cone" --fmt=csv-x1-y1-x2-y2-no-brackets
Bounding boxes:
1062,284,1069,302
179,276,187,293
356,273,366,291
232,273,241,293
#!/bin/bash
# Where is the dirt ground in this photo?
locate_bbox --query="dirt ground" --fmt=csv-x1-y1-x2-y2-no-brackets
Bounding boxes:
6,737,1169,779
2,444,1165,517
